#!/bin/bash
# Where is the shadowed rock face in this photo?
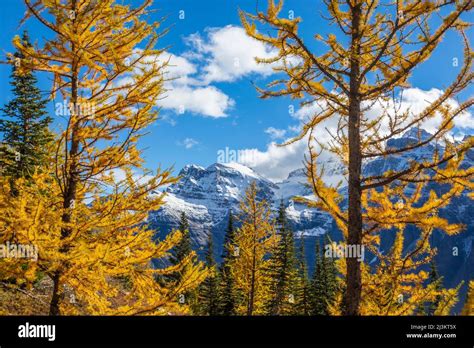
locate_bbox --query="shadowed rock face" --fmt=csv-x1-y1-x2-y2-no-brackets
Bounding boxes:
148,128,473,313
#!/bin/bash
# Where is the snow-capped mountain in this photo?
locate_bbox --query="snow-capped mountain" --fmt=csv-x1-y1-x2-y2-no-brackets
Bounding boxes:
365,128,474,309
148,160,338,248
149,162,277,247
148,128,473,311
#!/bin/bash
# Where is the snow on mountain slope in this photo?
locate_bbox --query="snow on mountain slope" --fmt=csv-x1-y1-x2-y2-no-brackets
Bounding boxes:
147,128,473,312
149,159,340,246
150,129,472,249
149,162,278,246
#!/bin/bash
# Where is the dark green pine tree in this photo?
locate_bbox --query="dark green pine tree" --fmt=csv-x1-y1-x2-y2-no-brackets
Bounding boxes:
426,259,442,316
0,31,52,183
197,232,220,315
170,212,192,267
264,200,297,315
169,212,200,308
311,241,326,315
167,211,194,294
310,237,338,315
218,210,237,315
294,238,312,315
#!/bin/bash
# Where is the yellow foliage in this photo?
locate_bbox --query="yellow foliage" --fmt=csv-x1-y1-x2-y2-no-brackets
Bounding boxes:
329,231,460,316
0,170,208,315
241,0,473,315
230,182,278,315
461,281,474,315
1,0,209,315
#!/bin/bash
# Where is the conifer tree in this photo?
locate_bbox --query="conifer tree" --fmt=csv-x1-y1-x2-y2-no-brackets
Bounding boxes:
219,210,237,315
311,242,325,315
311,239,338,315
352,231,461,315
241,0,473,315
294,238,311,315
170,213,200,310
264,200,297,315
170,212,192,267
230,182,277,315
197,232,219,315
8,0,208,315
0,31,52,183
425,259,442,315
461,280,474,315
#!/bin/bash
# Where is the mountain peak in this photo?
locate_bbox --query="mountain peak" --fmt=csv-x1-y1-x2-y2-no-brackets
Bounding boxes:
402,127,432,140
287,168,306,179
178,164,205,178
168,161,277,205
210,162,263,180
386,127,433,151
183,164,205,171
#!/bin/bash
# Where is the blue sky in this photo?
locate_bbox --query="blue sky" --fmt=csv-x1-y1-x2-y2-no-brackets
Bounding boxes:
0,0,472,182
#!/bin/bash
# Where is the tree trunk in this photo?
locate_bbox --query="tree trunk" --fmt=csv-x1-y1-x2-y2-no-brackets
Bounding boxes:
247,205,258,316
48,0,79,316
49,271,61,315
342,2,362,316
247,243,257,316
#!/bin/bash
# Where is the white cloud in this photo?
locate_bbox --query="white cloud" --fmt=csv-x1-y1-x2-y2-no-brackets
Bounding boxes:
159,85,234,118
356,88,473,141
114,25,301,118
107,168,156,186
119,25,301,118
151,25,282,117
239,140,307,182
162,52,198,80
178,137,199,149
157,52,235,118
119,49,235,118
390,88,472,135
264,127,287,140
288,125,301,133
185,25,280,83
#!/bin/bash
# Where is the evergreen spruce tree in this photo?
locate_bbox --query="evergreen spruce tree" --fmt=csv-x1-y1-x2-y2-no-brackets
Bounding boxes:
218,211,237,315
170,212,192,266
169,212,196,306
311,241,326,315
294,238,311,315
265,201,297,315
0,31,52,183
197,232,219,315
322,240,338,313
311,237,338,315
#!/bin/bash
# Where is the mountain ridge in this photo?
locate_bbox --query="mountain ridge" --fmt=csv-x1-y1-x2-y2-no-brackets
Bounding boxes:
148,128,473,312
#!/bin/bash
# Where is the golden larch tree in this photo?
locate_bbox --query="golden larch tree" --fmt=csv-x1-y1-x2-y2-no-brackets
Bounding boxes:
329,230,461,315
241,0,473,315
461,280,474,315
3,0,208,315
230,182,278,315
